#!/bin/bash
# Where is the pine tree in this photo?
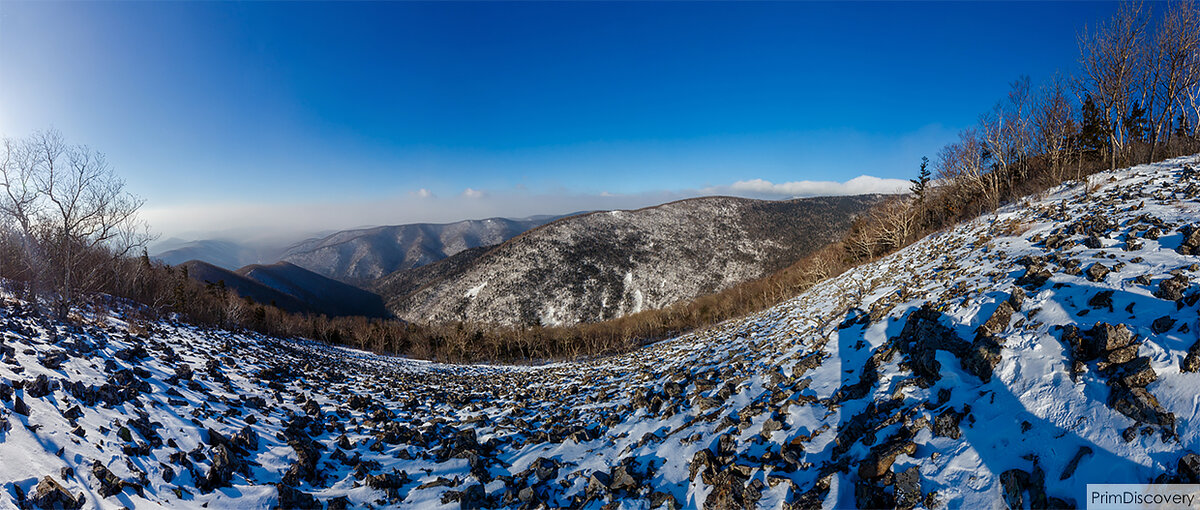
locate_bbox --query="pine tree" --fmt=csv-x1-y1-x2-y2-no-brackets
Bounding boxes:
1176,112,1192,140
909,156,931,202
1079,94,1108,158
1123,100,1147,143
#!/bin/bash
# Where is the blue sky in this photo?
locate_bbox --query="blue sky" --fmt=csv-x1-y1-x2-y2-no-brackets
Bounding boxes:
0,1,1121,240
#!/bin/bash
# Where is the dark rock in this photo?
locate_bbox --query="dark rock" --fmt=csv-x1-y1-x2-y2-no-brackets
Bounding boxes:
1178,224,1200,255
1110,386,1174,430
934,408,962,439
609,464,638,492
1008,287,1026,311
894,466,922,510
1156,274,1190,301
14,395,29,416
977,301,1015,338
326,496,351,510
1087,290,1114,311
1184,341,1200,373
198,444,239,492
1082,235,1103,249
92,461,130,498
27,476,82,510
174,364,193,380
704,467,751,510
1085,262,1110,282
858,439,916,480
1151,316,1177,335
999,469,1030,510
38,351,67,370
1104,344,1139,365
274,483,318,510
1114,357,1157,388
232,425,259,452
1060,446,1093,480
1180,453,1200,483
1088,323,1134,354
1017,265,1052,289
26,374,52,399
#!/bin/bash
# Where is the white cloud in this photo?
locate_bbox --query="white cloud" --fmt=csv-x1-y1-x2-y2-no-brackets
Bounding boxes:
410,188,433,199
716,175,910,197
461,188,485,199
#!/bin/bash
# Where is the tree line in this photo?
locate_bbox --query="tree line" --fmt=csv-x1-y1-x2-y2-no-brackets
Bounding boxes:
2,1,1199,363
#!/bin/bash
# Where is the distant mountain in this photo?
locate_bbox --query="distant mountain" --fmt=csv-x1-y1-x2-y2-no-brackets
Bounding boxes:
385,194,886,326
236,261,388,318
179,260,387,318
280,215,573,283
154,240,283,271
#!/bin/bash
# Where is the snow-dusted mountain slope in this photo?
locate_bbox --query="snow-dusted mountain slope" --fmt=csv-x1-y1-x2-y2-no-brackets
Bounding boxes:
2,157,1200,509
390,195,883,326
281,215,568,284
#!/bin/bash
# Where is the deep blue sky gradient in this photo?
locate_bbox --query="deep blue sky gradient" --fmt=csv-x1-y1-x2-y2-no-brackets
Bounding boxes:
0,1,1124,236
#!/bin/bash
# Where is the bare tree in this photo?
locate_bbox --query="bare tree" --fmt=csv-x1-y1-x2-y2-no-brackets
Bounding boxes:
1142,0,1200,161
0,130,152,317
1034,74,1078,183
1077,2,1148,169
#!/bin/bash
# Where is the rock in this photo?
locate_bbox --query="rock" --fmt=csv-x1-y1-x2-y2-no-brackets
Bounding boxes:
894,466,922,510
92,461,128,498
232,425,259,452
1109,386,1173,428
26,374,51,398
38,351,67,370
1151,316,1177,335
327,496,351,510
274,483,318,510
858,439,916,480
1184,341,1200,373
198,444,239,492
1087,290,1114,311
651,490,681,509
1017,265,1052,288
531,457,559,482
934,408,962,439
174,363,193,380
27,476,82,510
1060,446,1094,480
1178,224,1200,255
1156,274,1190,301
14,395,29,416
999,469,1030,510
1180,453,1200,483
1114,357,1157,388
977,301,1014,338
1085,262,1110,282
1082,235,1103,249
1104,344,1139,365
1088,323,1134,354
1008,287,1026,311
609,464,638,492
586,471,611,495
704,468,750,510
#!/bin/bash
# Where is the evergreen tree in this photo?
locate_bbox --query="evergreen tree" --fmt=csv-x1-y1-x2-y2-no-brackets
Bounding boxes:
1079,94,1109,158
1176,112,1192,140
1123,100,1147,143
909,156,931,202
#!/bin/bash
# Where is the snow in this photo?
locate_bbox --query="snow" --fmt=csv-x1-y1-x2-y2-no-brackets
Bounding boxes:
465,282,487,299
1,157,1199,508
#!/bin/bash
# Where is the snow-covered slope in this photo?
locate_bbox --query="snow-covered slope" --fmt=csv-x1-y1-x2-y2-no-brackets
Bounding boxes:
3,157,1200,509
391,195,883,326
281,216,568,284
